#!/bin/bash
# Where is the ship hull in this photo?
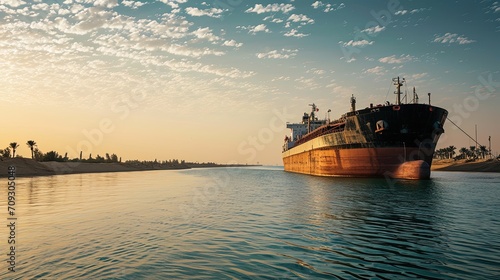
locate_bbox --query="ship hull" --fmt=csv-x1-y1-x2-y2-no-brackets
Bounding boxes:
282,104,448,180
283,147,431,179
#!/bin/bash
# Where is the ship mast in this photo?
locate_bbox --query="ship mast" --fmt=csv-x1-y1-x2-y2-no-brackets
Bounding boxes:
308,103,317,133
393,77,405,105
350,94,356,112
413,87,419,104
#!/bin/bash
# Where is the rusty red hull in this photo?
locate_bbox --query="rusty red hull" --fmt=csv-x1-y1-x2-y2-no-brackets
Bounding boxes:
283,147,433,179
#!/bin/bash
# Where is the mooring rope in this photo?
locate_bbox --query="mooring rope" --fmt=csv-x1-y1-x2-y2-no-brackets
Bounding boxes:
446,117,484,148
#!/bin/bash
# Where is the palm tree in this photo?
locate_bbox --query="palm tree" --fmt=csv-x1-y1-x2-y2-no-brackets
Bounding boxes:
480,145,488,159
448,145,456,159
433,149,440,159
26,140,37,159
470,146,476,160
459,147,468,159
0,147,11,158
435,148,445,159
9,142,19,158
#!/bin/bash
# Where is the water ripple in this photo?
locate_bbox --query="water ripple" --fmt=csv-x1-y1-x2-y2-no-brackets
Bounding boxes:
1,169,500,279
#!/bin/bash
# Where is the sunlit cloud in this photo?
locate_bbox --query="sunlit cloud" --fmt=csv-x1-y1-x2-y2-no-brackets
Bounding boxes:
248,24,271,34
364,66,386,75
284,28,309,37
287,14,314,25
379,54,415,64
256,49,298,59
433,33,475,44
245,3,295,14
222,39,243,48
341,39,374,47
311,1,345,13
361,25,385,34
185,7,225,18
122,0,146,9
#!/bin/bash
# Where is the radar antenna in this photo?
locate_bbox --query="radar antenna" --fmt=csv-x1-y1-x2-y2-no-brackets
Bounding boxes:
392,77,405,105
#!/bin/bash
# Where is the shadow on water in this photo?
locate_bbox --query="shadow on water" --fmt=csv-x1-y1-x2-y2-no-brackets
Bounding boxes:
274,173,453,279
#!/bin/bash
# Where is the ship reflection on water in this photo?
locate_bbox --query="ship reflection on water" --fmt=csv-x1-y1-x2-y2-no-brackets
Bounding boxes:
277,174,464,278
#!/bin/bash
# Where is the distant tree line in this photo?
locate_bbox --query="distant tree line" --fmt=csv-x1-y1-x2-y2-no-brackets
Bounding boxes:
0,140,122,163
1,140,38,159
125,159,186,165
434,145,491,161
0,140,206,166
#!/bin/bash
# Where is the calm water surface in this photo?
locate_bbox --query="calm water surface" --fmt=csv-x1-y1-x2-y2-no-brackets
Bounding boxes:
1,167,499,279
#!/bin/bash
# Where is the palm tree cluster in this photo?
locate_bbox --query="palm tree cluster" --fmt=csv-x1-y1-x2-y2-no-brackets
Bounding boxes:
434,146,456,160
1,140,38,159
435,145,490,160
1,140,121,163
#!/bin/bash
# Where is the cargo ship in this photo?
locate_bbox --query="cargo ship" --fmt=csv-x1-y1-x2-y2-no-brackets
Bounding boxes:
282,77,448,179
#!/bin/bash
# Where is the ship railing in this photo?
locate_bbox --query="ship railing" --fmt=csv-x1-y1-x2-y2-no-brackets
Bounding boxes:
293,125,346,147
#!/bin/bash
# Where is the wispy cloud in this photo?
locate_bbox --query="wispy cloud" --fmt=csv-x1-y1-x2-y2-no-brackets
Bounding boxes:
185,7,225,18
122,0,146,9
287,14,314,25
284,29,309,37
245,3,295,14
364,66,386,75
341,40,374,47
94,0,119,9
222,39,243,48
326,82,355,97
433,33,475,44
410,8,427,14
410,73,428,80
490,2,500,13
256,49,298,59
191,27,220,42
158,0,188,9
0,0,26,8
248,24,271,34
379,54,415,64
395,8,425,19
361,25,385,34
311,1,345,13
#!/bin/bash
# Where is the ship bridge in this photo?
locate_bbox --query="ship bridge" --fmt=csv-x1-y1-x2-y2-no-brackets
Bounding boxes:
284,106,326,151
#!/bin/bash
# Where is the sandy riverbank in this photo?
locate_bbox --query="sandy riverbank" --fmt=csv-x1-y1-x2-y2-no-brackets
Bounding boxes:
432,158,500,172
0,158,189,178
0,158,258,178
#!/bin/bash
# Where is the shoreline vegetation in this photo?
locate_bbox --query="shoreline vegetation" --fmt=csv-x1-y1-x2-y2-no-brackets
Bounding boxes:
0,158,260,178
431,158,500,173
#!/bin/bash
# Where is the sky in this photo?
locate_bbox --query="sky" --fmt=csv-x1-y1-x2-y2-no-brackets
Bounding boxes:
0,0,499,165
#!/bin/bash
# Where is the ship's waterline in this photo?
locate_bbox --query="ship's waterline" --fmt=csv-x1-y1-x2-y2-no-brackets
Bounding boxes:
283,147,432,179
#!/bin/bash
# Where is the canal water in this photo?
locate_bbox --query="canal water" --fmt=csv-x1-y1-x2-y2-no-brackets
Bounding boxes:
1,167,499,279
